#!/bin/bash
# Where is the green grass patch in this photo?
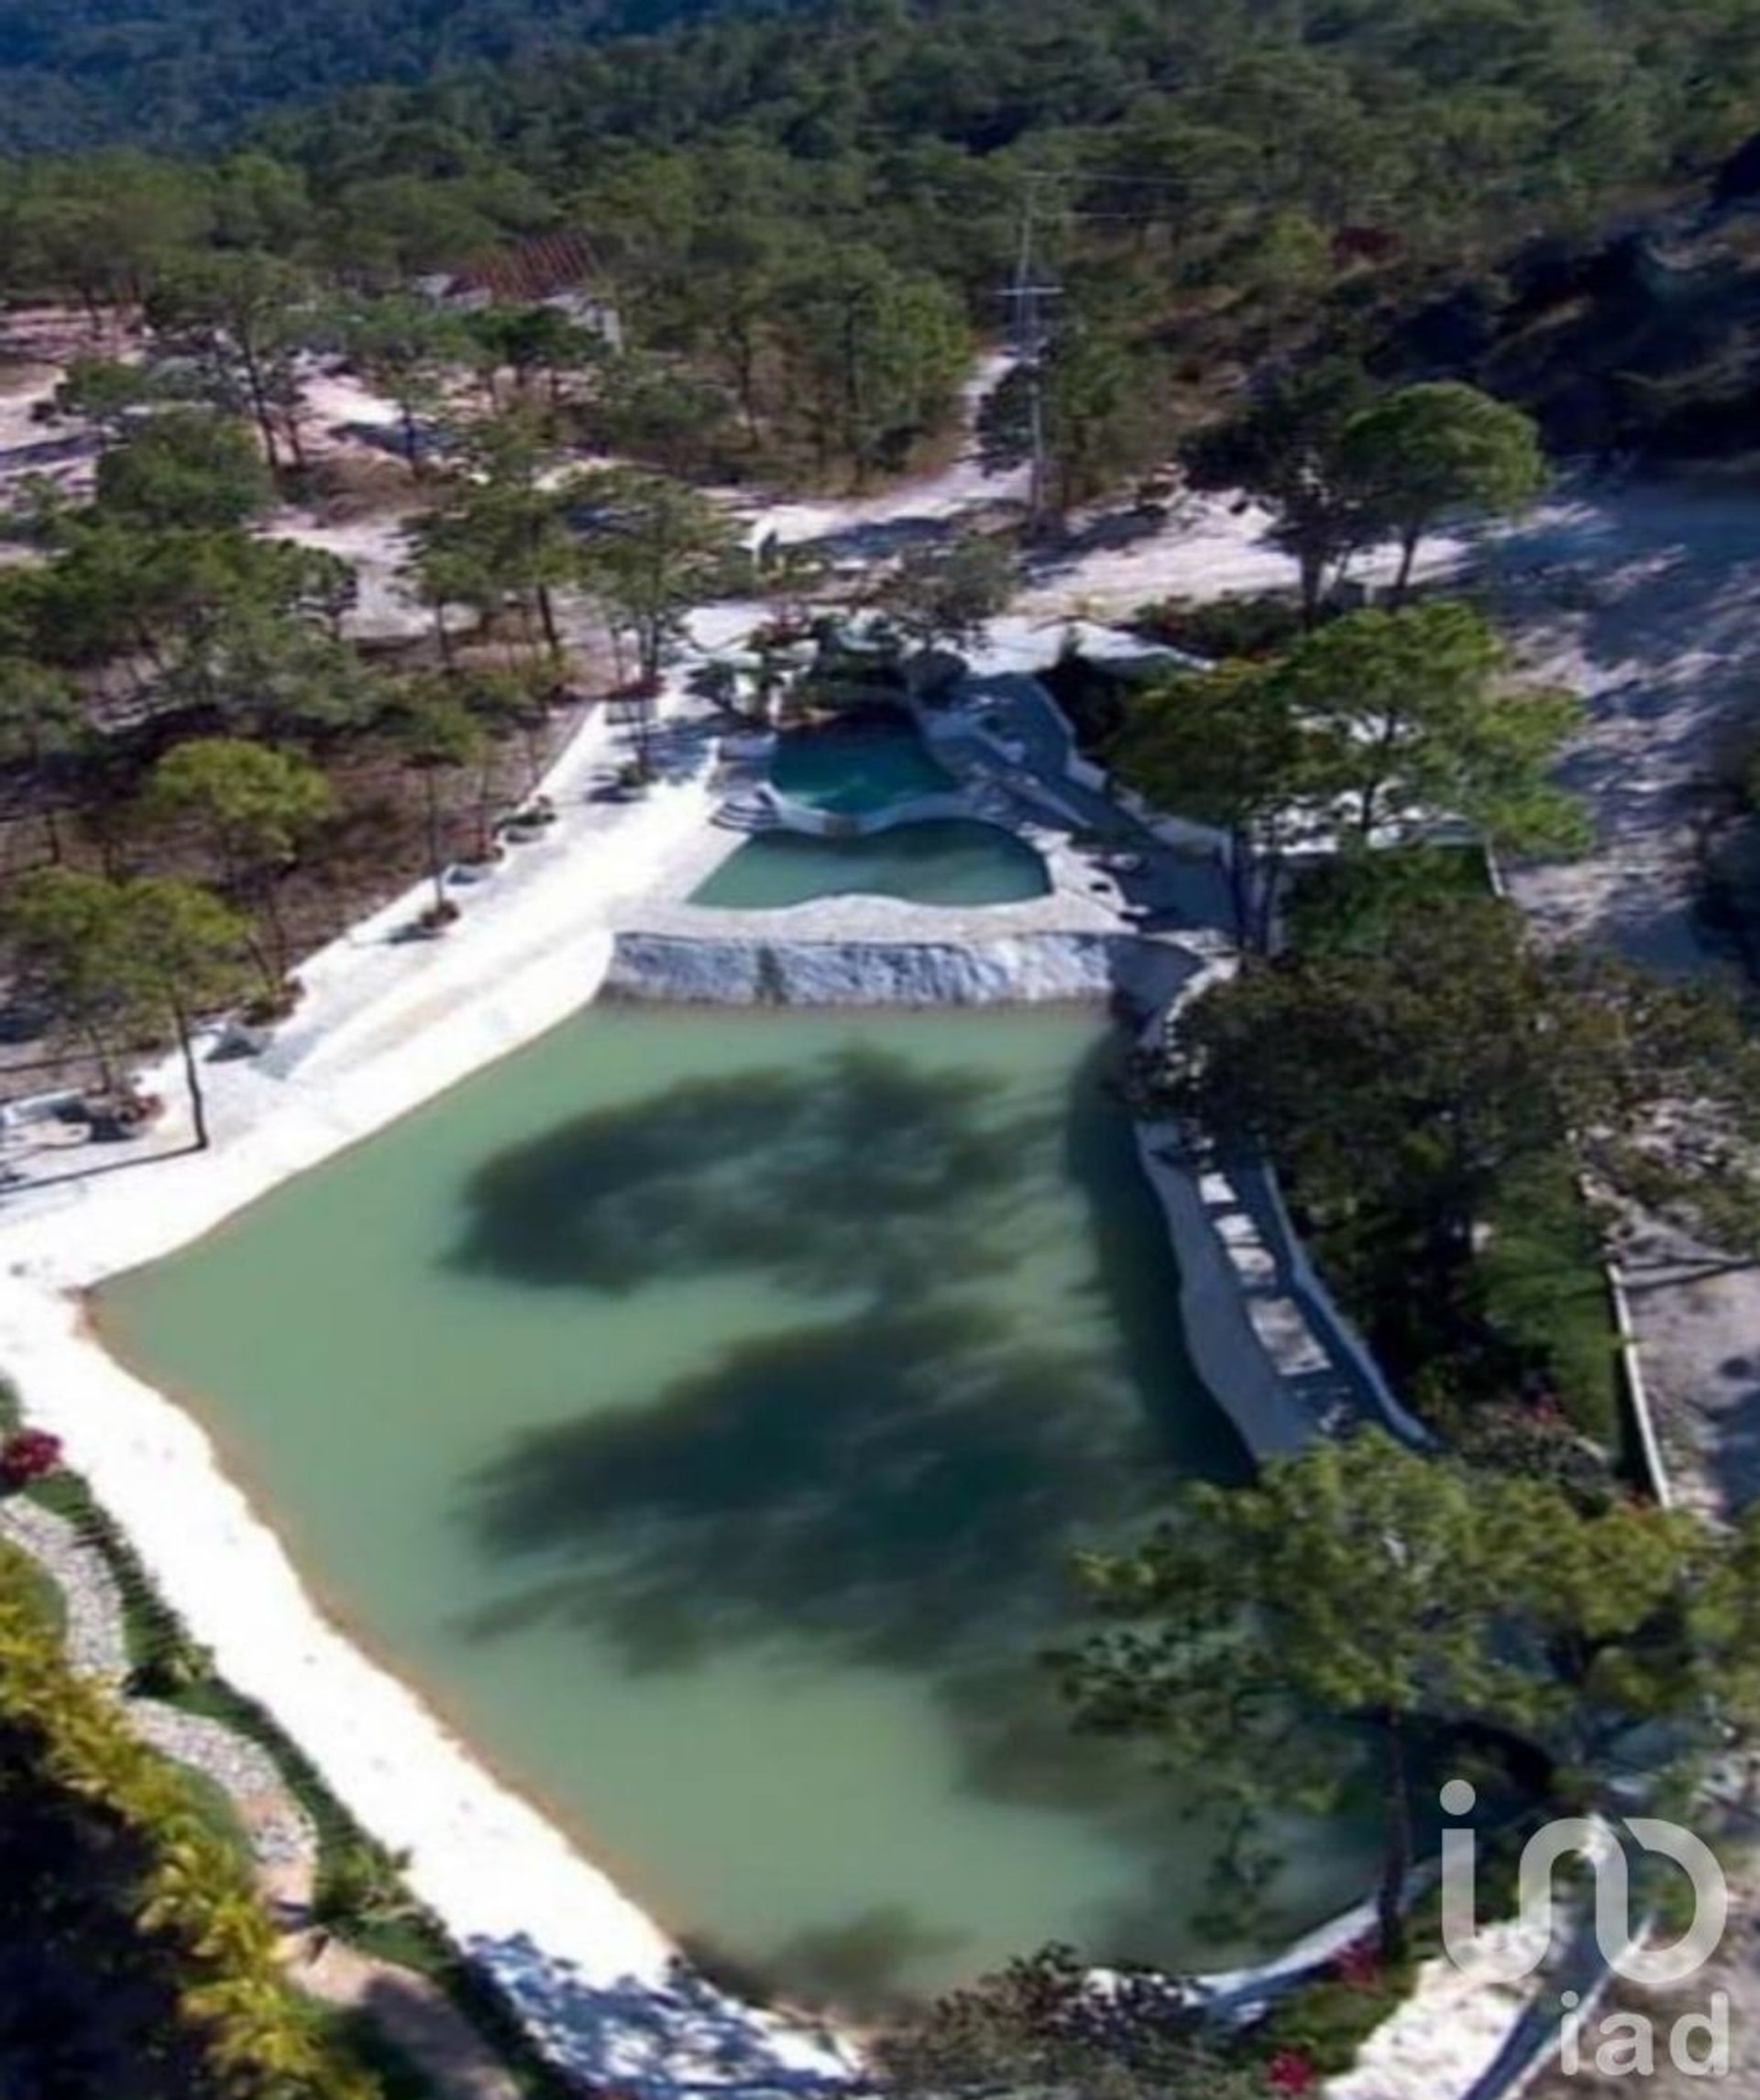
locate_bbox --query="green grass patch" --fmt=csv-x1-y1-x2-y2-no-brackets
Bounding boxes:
1478,1154,1622,1445
6,1547,68,1635
167,1761,258,1861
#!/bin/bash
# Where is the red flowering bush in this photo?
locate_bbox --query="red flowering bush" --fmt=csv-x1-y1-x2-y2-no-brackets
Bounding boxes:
1267,2046,1318,2094
1331,1937,1382,1988
0,1428,64,1487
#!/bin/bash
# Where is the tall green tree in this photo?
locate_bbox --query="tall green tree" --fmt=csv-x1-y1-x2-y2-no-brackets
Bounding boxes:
875,532,1016,677
336,293,468,477
467,302,606,404
0,658,85,863
1063,1432,1708,1958
419,406,576,660
10,152,209,313
980,322,1166,522
778,247,970,484
579,354,733,477
3,865,136,1088
94,409,274,533
1183,358,1375,621
1342,382,1547,599
121,875,254,1149
141,736,333,992
390,683,485,913
50,356,162,446
574,467,738,759
1152,895,1760,1311
1110,657,1314,949
145,250,314,474
1268,599,1585,849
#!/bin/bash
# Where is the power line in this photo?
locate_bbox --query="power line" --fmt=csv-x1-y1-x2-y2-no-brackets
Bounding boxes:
1000,171,1063,533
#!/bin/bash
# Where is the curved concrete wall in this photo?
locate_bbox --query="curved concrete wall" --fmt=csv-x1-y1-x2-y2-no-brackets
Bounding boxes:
604,929,1189,1007
1133,1125,1317,1460
761,786,982,838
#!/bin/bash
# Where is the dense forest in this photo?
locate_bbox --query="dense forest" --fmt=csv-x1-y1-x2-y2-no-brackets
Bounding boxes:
0,0,1744,502
0,0,1754,471
0,0,788,149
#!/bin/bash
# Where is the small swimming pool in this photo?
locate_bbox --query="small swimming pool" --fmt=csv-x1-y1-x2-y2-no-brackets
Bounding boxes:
772,710,956,814
690,821,1051,910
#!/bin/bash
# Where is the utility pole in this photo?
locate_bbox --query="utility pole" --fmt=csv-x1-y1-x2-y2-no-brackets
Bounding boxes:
1003,173,1062,536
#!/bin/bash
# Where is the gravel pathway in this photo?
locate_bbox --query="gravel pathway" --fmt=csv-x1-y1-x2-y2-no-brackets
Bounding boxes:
0,1491,315,1879
0,1496,127,1682
130,1699,319,1875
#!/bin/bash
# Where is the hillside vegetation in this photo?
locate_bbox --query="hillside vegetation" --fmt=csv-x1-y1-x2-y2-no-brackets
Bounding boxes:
0,0,781,149
0,1,1751,480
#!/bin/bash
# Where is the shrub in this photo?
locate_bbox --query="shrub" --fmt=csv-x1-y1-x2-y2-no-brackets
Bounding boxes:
315,1841,418,1935
1037,651,1131,756
0,1543,382,2099
1257,1961,1416,2076
1133,592,1310,661
0,1428,63,1487
240,976,303,1028
1266,2047,1319,2094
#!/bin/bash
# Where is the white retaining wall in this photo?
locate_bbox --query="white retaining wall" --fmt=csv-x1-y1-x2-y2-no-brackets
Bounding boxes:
604,929,1188,1008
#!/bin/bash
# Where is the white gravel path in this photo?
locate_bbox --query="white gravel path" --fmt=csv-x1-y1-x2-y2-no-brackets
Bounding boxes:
0,1490,318,1873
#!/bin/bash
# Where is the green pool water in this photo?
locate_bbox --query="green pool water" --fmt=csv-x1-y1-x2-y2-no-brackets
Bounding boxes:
772,713,956,813
691,821,1050,910
98,1006,1373,2007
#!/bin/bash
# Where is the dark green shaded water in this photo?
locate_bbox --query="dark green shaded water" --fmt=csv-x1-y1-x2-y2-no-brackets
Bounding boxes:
689,821,1050,909
99,1006,1372,2007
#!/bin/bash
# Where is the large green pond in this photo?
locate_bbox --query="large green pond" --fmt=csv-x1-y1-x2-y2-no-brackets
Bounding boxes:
98,1005,1373,2007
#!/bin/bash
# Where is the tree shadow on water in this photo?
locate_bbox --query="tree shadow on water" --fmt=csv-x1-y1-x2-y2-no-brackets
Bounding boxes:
460,1300,1165,1679
447,1033,1321,1985
450,1045,1049,1303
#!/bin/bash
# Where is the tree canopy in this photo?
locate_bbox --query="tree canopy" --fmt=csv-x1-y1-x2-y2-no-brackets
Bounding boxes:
1108,599,1584,944
1149,889,1760,1378
1342,382,1547,596
1063,1431,1743,1958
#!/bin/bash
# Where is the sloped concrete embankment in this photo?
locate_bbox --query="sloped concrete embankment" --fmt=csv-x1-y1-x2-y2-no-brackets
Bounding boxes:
603,929,1197,1006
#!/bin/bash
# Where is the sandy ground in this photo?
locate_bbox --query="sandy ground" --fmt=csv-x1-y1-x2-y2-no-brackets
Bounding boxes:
1525,1830,1760,2100
1458,483,1760,1519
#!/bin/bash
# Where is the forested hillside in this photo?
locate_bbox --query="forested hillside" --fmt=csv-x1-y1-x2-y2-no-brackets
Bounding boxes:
0,0,784,149
0,0,1751,477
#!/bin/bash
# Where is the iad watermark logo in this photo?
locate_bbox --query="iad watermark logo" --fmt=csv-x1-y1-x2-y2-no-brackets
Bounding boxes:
1438,1779,1732,2079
